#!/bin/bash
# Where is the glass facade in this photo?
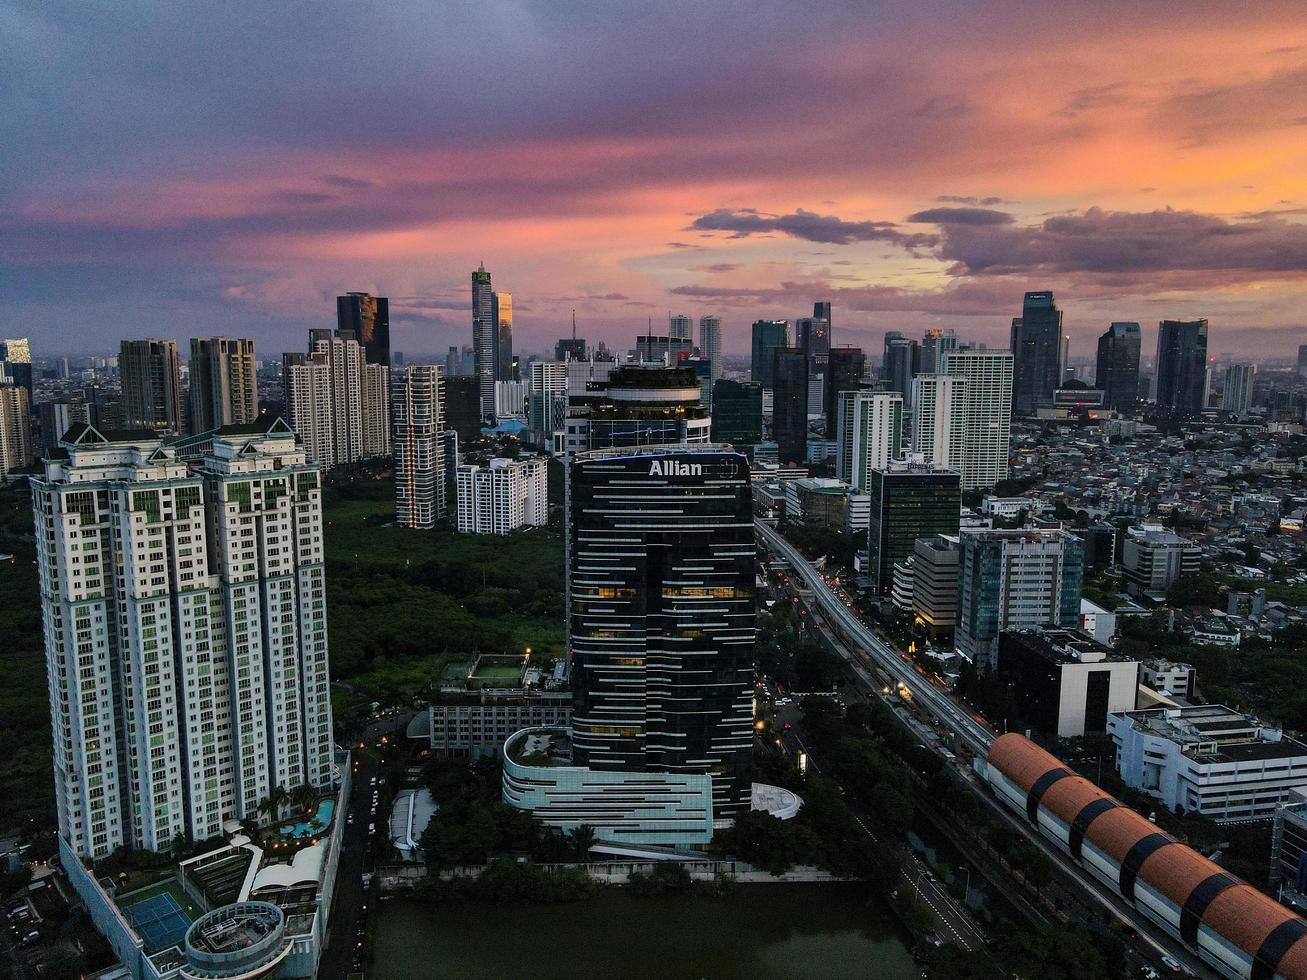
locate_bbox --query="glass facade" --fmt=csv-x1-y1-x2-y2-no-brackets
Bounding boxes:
866,466,961,593
710,379,763,446
568,447,755,818
771,347,808,466
750,320,789,388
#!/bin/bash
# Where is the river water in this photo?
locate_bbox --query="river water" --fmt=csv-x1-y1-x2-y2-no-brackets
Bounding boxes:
372,883,918,979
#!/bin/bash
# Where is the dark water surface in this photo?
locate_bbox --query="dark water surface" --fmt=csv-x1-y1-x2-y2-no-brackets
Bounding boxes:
372,883,918,979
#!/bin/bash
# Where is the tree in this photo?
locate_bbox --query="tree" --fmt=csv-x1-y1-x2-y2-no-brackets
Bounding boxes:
567,824,596,860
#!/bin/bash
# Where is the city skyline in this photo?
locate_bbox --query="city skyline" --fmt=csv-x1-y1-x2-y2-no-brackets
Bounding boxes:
6,4,1307,360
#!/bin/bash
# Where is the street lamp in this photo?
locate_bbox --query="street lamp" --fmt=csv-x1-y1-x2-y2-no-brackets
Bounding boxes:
959,866,971,905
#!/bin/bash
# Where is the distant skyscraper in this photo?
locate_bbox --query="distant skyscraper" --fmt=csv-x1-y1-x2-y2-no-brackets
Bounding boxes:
635,335,692,364
835,390,902,490
937,348,1013,490
825,348,866,438
443,376,483,446
1221,363,1256,415
1094,322,1141,414
813,302,833,336
120,339,185,433
1010,291,1064,416
495,292,514,382
750,320,790,388
568,445,754,819
1298,344,1307,378
393,365,446,529
0,385,32,475
33,418,334,858
445,346,460,377
1155,319,1210,418
698,315,723,387
0,339,33,399
797,316,831,420
771,347,809,465
866,462,961,594
881,332,917,412
284,327,388,467
188,337,258,434
668,314,693,341
556,337,587,361
472,264,496,417
919,328,957,375
710,379,763,447
336,292,390,367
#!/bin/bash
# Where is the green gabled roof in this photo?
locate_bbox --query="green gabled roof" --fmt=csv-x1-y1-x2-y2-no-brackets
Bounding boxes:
214,413,294,437
61,422,160,446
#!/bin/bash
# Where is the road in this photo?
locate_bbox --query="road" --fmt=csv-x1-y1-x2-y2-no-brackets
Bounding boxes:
757,520,1213,977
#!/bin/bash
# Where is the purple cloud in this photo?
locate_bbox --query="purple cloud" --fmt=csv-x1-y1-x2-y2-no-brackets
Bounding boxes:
689,208,937,247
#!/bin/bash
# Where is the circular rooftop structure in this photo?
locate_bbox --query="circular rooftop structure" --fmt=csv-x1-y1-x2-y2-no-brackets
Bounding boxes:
180,901,293,980
751,782,803,820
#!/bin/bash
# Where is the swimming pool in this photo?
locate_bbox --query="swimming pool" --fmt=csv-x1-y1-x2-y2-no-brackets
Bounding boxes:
280,800,334,839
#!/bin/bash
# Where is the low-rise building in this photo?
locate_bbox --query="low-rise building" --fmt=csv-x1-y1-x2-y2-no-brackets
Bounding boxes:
784,477,849,529
1140,660,1195,699
412,689,573,758
995,629,1139,738
982,496,1045,520
1078,598,1118,645
1189,617,1241,647
1121,524,1200,597
1108,704,1307,822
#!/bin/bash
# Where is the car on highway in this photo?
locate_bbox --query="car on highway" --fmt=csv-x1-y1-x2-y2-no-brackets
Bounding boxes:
1160,955,1183,973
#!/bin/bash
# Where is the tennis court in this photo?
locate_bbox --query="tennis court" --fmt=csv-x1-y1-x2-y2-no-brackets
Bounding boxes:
122,890,194,951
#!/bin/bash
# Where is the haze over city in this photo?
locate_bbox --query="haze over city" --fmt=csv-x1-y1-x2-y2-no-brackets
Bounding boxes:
5,1,1307,359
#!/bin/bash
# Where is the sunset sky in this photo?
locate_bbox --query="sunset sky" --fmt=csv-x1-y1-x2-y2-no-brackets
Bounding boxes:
4,1,1307,362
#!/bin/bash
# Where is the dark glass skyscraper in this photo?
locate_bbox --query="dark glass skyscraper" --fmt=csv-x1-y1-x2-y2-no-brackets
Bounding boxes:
494,292,513,382
568,446,755,818
442,375,483,445
824,347,866,438
772,347,808,465
711,379,763,446
866,462,961,594
1094,322,1141,414
336,292,390,367
472,264,496,417
1154,319,1209,418
813,301,832,334
750,320,789,388
881,332,917,411
1010,291,1064,416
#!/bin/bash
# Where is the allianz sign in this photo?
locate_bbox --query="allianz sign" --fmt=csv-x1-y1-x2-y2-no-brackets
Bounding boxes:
648,459,703,477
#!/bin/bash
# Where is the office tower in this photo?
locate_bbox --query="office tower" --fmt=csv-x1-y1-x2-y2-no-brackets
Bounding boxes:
460,345,476,376
911,374,963,467
1094,322,1141,414
495,292,513,382
813,302,832,336
556,337,587,361
33,418,333,859
472,264,496,417
564,365,710,453
668,314,693,341
797,316,830,420
1222,363,1256,415
394,352,404,366
935,349,1014,490
684,355,713,410
880,332,917,412
750,320,790,388
835,390,903,490
529,360,569,437
494,380,525,418
771,347,809,465
911,535,961,641
1298,344,1307,378
336,292,390,367
957,528,1084,669
188,337,258,434
393,365,446,529
824,348,866,438
445,346,460,378
568,445,754,818
0,385,32,475
456,457,547,534
865,462,960,594
635,334,693,365
443,376,483,446
710,379,763,446
1155,319,1210,418
120,339,185,434
1121,524,1201,597
698,316,723,387
1009,291,1063,416
0,339,33,399
919,328,957,375
37,398,90,453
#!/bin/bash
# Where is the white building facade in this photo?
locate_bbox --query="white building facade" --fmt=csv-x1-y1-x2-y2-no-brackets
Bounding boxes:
835,390,902,491
392,365,446,529
456,457,548,535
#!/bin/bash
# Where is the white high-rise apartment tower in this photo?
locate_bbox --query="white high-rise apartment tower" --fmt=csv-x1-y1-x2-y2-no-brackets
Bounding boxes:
835,390,902,491
669,314,693,341
927,349,1014,491
32,418,334,859
393,365,446,529
284,328,389,467
1221,363,1255,415
912,374,964,468
456,457,548,535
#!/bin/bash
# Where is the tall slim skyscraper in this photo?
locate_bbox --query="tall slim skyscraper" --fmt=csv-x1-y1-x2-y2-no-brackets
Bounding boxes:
698,315,723,387
824,347,866,438
937,349,1013,490
1298,344,1307,378
1221,363,1256,415
772,347,809,465
668,314,693,341
188,337,258,434
813,302,832,336
750,320,790,388
911,374,964,468
881,332,918,412
120,339,185,434
568,445,754,818
472,264,496,417
1010,291,1064,416
33,418,334,859
0,385,32,475
0,339,33,399
835,390,902,490
336,292,390,367
393,365,446,529
495,291,514,382
1155,319,1210,418
445,346,461,378
1094,322,1141,414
